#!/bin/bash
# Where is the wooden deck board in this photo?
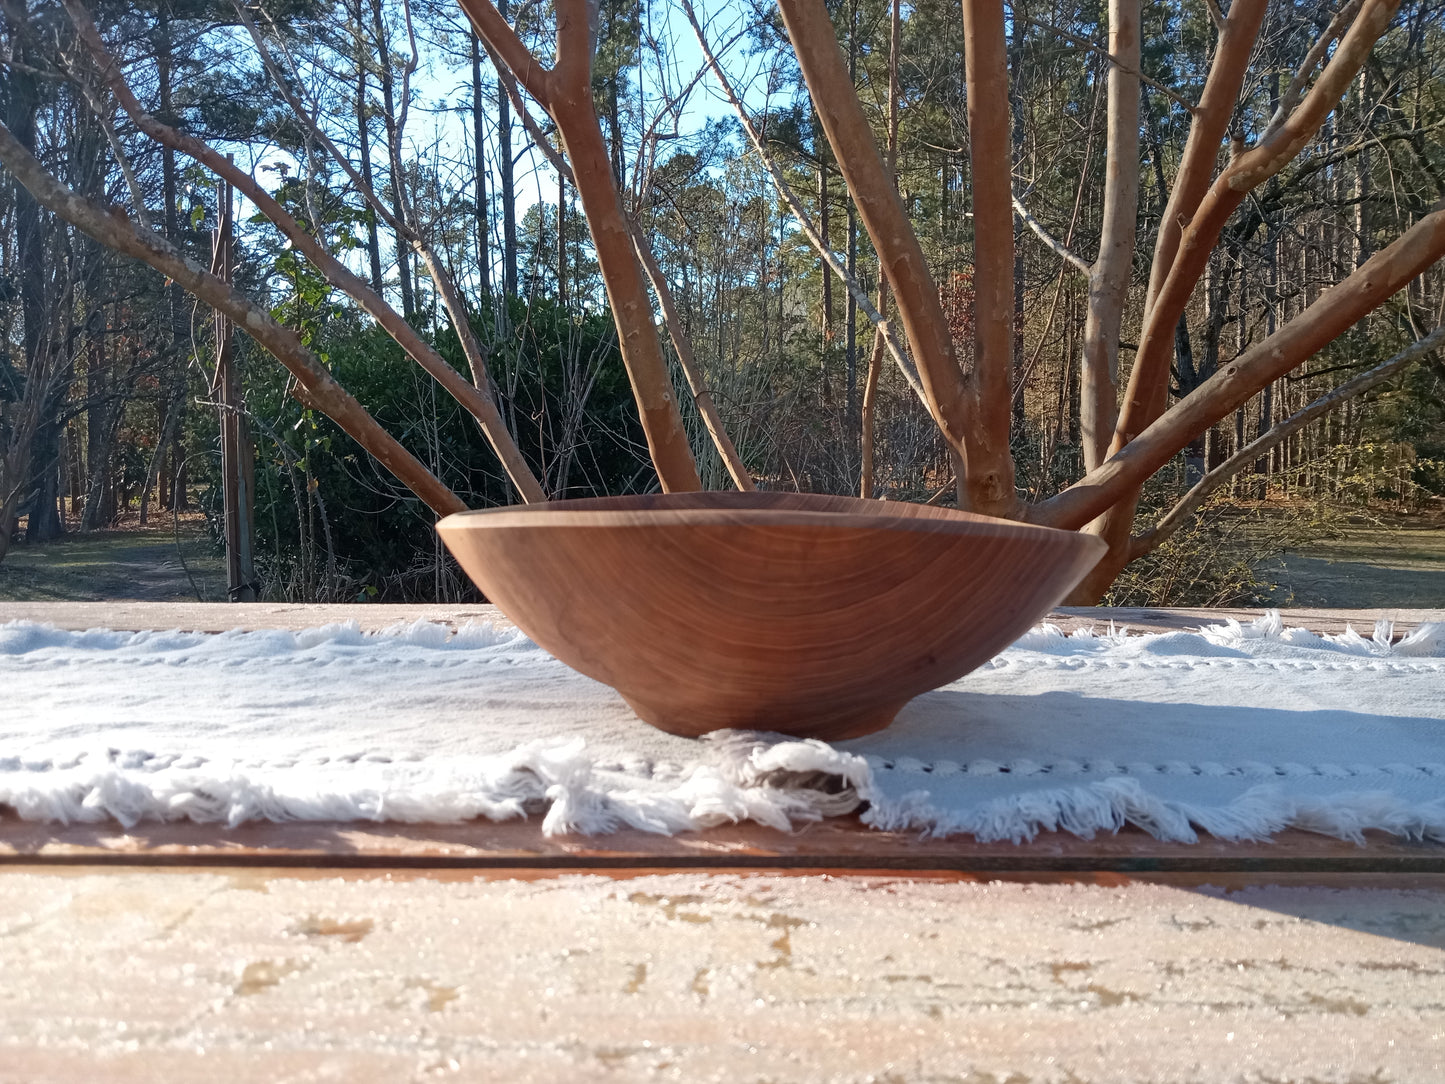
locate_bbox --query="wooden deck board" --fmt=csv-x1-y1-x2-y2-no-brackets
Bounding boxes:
1,813,1442,877
3,865,1444,1081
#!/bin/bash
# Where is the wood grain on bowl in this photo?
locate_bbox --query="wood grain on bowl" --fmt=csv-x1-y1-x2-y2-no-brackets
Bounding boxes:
436,492,1106,740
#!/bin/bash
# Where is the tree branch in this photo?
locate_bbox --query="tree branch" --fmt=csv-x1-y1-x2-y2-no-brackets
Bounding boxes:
1012,195,1091,275
1119,0,1399,453
486,47,755,492
776,0,1008,509
1134,323,1445,555
0,118,466,518
1068,0,1385,603
681,0,926,404
1032,200,1445,531
70,0,544,502
506,0,700,491
454,0,554,106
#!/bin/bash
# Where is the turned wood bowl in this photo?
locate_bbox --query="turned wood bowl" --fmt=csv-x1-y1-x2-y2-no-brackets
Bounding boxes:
436,492,1106,741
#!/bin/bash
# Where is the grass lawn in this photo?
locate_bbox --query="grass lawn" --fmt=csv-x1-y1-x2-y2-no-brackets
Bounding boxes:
1260,517,1445,608
0,516,226,602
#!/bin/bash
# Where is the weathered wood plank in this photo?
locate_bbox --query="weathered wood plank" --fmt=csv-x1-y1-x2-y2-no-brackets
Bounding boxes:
3,814,1441,875
0,600,515,633
2,867,1443,1081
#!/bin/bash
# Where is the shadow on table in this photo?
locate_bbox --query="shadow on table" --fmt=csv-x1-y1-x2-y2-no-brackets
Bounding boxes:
1183,882,1445,952
860,686,1445,774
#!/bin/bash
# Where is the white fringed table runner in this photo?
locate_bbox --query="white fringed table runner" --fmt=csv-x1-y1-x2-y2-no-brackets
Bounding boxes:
2,612,1443,843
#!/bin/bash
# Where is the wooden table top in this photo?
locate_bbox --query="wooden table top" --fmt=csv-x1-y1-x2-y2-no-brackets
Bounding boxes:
3,813,1443,889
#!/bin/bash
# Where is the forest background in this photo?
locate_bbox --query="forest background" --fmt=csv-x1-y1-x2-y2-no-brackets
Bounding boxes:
0,0,1441,605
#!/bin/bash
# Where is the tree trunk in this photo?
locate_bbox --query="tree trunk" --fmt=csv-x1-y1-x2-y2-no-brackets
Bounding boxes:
496,0,518,300
0,0,46,558
860,0,901,500
471,34,491,297
845,203,857,423
81,309,114,531
819,159,832,351
25,420,64,542
144,1,186,529
1354,70,1372,266
214,184,257,601
1079,0,1140,472
557,169,567,305
355,0,384,295
844,0,858,436
370,0,415,318
1008,14,1028,431
138,391,181,526
956,0,1019,514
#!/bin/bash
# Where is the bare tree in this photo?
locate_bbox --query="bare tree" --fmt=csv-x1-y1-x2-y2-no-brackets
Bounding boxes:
6,0,1443,607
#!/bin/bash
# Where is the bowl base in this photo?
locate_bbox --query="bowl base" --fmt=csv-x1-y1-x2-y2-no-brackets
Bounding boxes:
621,696,908,742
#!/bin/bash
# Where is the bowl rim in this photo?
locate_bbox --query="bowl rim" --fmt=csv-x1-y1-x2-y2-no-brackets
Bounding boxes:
436,492,1105,549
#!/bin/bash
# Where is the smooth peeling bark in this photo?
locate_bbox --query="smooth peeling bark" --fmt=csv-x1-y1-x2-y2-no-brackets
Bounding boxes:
776,0,1000,508
1079,0,1139,473
958,0,1019,514
1030,202,1445,539
0,121,467,519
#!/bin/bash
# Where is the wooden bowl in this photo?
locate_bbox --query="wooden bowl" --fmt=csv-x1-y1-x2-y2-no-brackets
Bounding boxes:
436,492,1106,741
